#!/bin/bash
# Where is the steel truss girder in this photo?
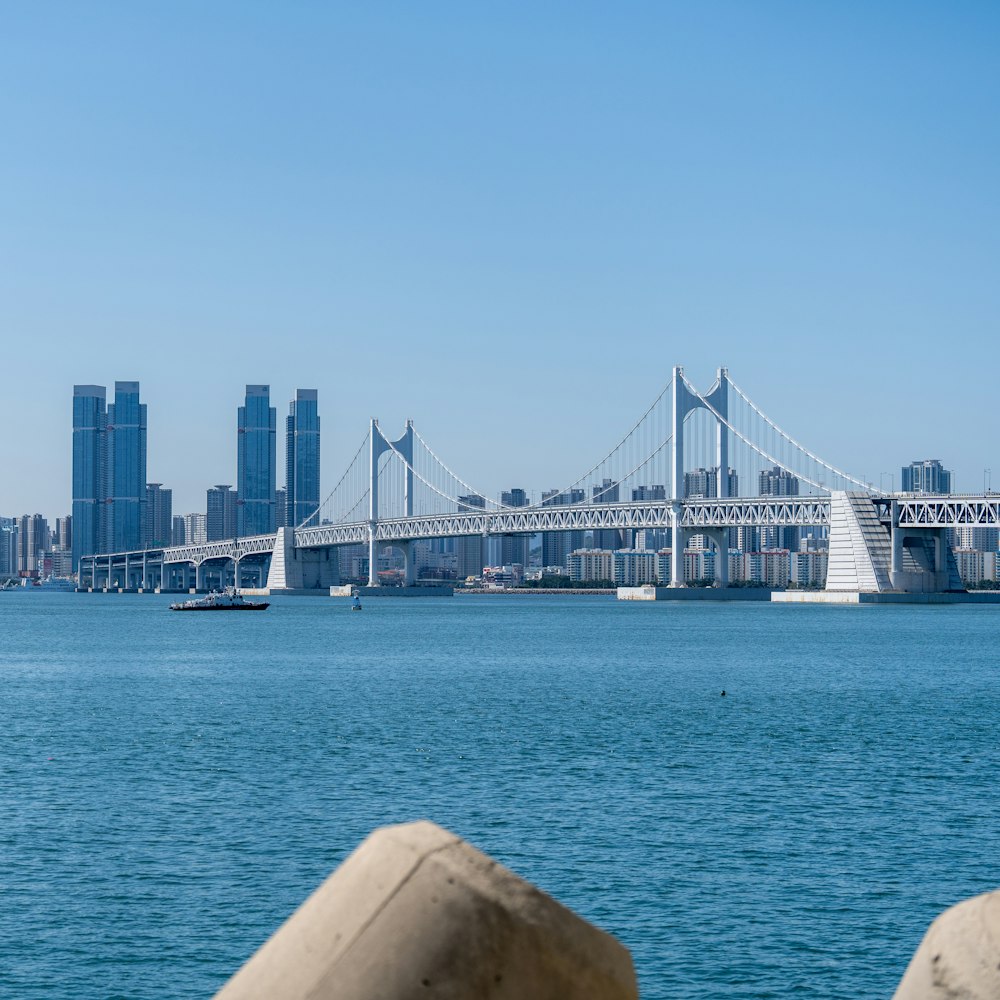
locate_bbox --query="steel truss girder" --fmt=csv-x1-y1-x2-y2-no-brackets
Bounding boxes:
896,497,1000,528
293,498,831,548
679,499,830,527
162,533,279,564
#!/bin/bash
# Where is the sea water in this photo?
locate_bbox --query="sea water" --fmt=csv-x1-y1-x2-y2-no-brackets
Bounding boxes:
2,592,999,999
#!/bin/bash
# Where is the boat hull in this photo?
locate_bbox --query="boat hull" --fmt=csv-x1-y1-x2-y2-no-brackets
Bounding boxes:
170,604,270,611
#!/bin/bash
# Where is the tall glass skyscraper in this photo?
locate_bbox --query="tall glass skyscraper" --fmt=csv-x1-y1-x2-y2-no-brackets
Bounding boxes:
285,389,320,528
106,382,147,553
237,385,277,536
72,384,108,572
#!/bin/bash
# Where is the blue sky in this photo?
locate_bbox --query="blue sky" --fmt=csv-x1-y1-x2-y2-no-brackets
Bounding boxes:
2,1,998,519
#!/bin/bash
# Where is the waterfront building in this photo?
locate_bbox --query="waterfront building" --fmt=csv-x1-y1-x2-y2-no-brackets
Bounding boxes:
791,550,828,587
145,484,173,548
72,384,108,572
206,486,237,541
954,526,1000,552
55,516,72,553
106,382,147,553
567,549,615,583
16,514,49,577
541,489,585,570
683,547,716,583
171,516,186,546
901,459,952,494
613,550,658,586
50,548,74,578
499,488,530,567
0,517,14,577
954,549,985,587
183,513,207,545
237,385,277,536
285,389,320,528
743,550,791,588
456,494,486,579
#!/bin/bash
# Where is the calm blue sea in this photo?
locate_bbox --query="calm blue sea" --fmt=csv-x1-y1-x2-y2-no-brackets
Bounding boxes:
2,592,999,998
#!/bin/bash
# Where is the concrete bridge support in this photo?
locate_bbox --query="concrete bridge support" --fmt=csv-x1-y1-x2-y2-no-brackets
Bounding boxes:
700,528,730,588
213,821,638,1000
827,492,963,594
266,527,340,591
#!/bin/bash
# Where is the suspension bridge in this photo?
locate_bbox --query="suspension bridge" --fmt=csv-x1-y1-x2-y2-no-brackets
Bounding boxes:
78,367,1000,597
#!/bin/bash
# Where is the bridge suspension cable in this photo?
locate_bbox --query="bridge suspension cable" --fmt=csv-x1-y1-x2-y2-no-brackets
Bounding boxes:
681,375,870,494
300,429,372,529
726,376,871,491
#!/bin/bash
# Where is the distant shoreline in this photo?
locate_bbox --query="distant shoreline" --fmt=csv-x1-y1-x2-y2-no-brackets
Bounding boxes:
455,588,615,596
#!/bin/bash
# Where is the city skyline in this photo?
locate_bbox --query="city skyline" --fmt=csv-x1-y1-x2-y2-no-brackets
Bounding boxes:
8,371,994,528
2,5,999,518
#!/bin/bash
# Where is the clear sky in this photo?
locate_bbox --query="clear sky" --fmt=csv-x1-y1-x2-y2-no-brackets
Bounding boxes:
2,1,998,520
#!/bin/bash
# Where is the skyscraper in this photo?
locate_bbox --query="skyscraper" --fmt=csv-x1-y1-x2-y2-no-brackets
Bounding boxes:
684,467,739,499
541,489,584,570
591,479,622,550
72,384,107,572
206,485,237,541
17,514,49,577
55,516,72,552
106,381,147,553
499,488,530,566
901,459,952,494
237,385,276,536
0,517,15,578
758,466,800,551
275,489,288,528
145,483,173,548
286,389,320,528
456,494,486,578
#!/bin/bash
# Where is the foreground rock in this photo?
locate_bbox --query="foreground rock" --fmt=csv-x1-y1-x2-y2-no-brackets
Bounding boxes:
214,820,638,1000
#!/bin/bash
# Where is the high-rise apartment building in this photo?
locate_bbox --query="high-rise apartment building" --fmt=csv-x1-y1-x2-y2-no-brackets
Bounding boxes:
286,389,320,528
631,484,667,501
207,485,237,541
237,385,276,536
145,484,173,548
591,479,623,550
0,517,16,577
541,489,584,570
499,488,530,567
55,516,72,552
759,466,800,551
171,516,186,546
901,459,952,494
17,514,49,577
456,494,486,578
182,513,207,545
275,489,288,529
106,382,147,553
684,467,739,499
72,384,108,572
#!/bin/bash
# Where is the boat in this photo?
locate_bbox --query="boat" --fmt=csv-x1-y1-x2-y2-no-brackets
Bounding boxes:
170,587,270,612
351,593,363,611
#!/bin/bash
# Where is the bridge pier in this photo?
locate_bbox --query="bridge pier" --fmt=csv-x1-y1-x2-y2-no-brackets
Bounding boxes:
701,528,730,588
266,527,340,592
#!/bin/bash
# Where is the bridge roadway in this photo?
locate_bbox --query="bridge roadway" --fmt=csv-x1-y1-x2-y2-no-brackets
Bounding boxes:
81,494,1000,576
